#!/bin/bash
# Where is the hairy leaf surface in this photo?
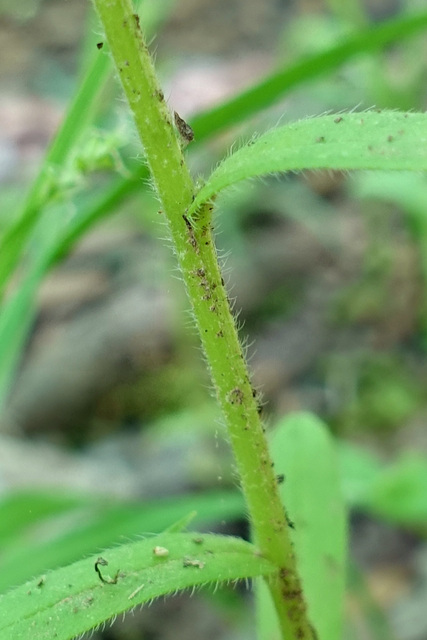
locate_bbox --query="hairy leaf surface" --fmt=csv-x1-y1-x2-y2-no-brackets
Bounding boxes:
189,111,427,216
0,533,275,640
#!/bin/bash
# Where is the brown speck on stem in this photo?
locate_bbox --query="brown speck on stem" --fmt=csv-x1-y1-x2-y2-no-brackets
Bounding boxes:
174,111,194,146
387,135,394,142
315,136,325,143
228,387,244,405
96,42,104,49
334,116,343,123
182,214,198,252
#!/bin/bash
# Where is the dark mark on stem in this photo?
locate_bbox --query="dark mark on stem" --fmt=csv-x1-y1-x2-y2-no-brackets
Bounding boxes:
182,214,198,252
174,111,194,145
228,387,244,405
95,557,120,585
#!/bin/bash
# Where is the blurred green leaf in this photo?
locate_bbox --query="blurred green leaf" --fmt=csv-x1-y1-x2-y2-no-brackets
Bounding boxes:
0,212,61,409
338,441,427,526
0,489,245,593
258,412,347,640
337,441,383,507
367,454,427,524
191,10,427,139
0,491,89,546
0,0,175,294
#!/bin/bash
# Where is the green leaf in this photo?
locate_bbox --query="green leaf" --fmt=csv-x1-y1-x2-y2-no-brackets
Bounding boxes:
0,533,276,640
0,237,55,409
366,453,427,524
0,491,88,546
189,111,427,216
338,442,427,526
266,412,347,640
337,441,383,508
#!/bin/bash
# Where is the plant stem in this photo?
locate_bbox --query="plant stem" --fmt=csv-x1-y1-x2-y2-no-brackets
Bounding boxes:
92,1,315,637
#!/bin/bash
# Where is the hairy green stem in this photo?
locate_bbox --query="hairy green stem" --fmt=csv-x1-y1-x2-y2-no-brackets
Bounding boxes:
92,1,315,637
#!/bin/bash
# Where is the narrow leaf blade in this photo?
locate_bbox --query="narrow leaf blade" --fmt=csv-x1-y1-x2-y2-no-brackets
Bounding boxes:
0,533,276,640
191,11,427,139
189,111,427,216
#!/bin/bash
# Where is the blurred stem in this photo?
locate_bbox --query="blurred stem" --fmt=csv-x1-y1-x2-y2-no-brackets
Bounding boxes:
0,0,174,301
0,47,110,298
92,0,316,638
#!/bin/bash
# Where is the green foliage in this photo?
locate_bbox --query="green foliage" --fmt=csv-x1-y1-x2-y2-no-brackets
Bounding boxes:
189,112,427,217
190,10,427,138
256,413,346,640
269,413,347,640
2,1,427,639
0,490,245,594
0,533,275,640
331,355,422,433
340,443,427,526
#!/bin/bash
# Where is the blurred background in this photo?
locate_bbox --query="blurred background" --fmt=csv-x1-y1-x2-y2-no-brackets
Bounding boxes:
1,0,427,638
